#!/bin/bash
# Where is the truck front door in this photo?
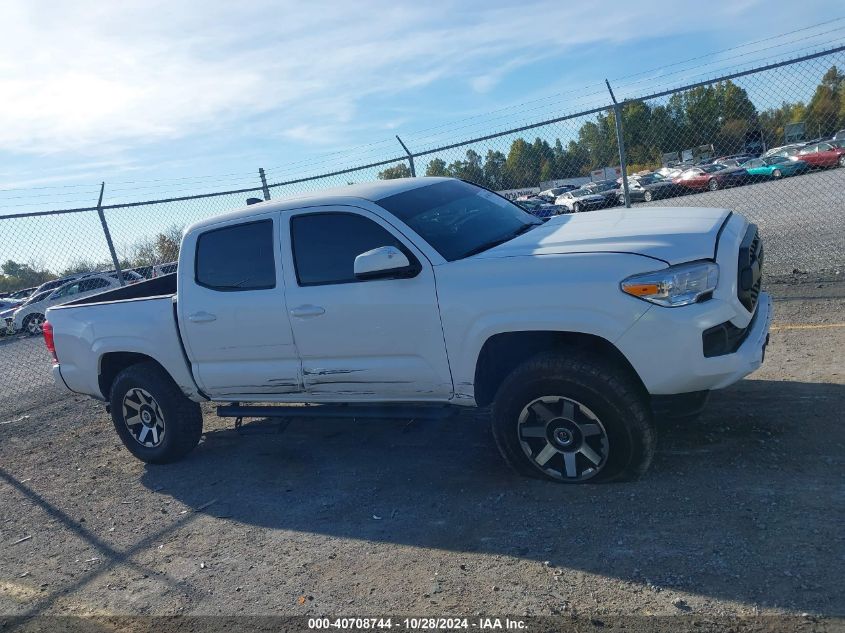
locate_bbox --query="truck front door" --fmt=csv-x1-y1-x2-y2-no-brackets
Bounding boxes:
281,206,453,401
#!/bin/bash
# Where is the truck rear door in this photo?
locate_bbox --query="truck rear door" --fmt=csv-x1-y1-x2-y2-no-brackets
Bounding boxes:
177,213,303,398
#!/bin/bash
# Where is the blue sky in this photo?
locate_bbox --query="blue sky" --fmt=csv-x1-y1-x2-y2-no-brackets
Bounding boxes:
1,0,844,213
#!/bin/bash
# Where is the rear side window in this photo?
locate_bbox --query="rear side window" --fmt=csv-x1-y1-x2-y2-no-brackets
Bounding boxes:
290,213,405,286
195,220,275,291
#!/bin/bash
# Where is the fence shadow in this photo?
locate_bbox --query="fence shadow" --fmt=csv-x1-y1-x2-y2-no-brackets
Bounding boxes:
138,378,845,614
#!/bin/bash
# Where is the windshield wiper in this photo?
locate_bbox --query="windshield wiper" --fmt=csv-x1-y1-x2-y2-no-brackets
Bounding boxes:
461,222,541,258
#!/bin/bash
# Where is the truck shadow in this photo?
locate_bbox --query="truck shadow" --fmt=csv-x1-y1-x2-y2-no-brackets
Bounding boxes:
140,378,845,613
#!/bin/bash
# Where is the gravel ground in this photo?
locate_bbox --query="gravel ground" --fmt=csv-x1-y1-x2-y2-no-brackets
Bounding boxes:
0,277,843,631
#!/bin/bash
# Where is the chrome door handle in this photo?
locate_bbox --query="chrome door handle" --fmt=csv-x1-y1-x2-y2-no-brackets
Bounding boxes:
290,305,326,318
188,311,217,323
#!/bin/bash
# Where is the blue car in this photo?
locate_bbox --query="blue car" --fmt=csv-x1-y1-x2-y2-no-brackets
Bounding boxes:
741,155,809,180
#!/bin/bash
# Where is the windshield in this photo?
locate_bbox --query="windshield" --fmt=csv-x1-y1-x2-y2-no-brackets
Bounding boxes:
376,180,541,261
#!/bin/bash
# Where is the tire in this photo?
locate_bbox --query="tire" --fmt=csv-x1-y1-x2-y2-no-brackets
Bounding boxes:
109,361,203,464
772,169,782,179
643,190,653,202
491,350,655,484
839,155,845,167
23,313,45,336
707,178,719,191
572,202,581,213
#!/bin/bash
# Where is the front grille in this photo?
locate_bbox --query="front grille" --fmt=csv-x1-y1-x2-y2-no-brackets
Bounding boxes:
737,224,763,312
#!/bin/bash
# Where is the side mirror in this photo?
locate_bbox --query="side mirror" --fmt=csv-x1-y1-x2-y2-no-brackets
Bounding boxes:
354,246,415,280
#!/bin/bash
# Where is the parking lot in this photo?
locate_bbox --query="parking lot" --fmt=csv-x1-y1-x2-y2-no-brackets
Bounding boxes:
633,167,845,275
0,273,842,626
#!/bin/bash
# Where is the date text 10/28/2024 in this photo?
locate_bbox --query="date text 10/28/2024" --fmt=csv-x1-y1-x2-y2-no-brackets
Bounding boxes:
308,618,527,630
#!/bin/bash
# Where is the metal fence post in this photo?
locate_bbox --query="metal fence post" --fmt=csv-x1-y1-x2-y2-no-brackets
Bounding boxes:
259,168,271,200
96,182,125,285
395,136,416,177
605,80,631,209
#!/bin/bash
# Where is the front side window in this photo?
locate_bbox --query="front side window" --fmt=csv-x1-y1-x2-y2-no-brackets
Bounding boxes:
290,212,408,286
195,220,275,291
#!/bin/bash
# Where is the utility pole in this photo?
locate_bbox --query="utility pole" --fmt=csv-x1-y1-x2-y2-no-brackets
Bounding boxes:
96,182,125,286
259,168,271,200
395,136,416,177
605,80,631,209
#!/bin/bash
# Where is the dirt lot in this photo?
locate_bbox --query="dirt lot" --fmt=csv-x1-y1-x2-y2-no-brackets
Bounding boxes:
1,275,843,631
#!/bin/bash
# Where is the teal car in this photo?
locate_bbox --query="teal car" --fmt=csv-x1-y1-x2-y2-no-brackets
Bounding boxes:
741,155,809,180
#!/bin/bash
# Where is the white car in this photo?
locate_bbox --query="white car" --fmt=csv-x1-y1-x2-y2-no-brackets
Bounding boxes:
761,143,804,159
45,178,769,484
153,261,178,277
554,188,607,212
12,271,141,335
0,299,22,336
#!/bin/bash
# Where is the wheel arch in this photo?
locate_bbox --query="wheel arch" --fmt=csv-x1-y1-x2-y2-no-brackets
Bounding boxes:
473,330,646,408
98,352,168,400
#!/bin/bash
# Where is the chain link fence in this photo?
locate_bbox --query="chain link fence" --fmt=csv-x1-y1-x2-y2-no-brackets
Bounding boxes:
2,46,845,418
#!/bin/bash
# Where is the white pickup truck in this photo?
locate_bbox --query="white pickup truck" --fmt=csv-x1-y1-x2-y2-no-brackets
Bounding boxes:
45,177,770,483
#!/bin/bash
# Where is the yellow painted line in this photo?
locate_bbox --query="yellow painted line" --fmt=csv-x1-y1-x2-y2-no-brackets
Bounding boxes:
770,322,845,331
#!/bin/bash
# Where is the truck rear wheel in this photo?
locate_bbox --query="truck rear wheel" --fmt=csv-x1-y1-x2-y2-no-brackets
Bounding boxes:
109,361,202,464
491,351,655,483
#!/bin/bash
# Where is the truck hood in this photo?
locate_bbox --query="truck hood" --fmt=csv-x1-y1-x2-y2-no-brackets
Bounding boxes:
477,207,731,264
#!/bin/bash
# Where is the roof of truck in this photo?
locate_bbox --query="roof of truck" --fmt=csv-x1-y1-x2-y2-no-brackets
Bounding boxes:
186,177,449,233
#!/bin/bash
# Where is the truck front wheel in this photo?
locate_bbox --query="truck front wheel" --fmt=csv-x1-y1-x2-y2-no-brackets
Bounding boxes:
491,351,655,483
109,361,203,464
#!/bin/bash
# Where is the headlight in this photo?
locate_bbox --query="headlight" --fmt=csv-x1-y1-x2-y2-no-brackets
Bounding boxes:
621,261,719,307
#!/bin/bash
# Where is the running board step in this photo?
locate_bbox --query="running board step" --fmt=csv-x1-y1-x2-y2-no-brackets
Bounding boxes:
216,404,460,420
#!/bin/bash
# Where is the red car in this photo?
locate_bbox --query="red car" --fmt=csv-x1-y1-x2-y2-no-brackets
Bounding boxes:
672,164,749,192
795,141,845,168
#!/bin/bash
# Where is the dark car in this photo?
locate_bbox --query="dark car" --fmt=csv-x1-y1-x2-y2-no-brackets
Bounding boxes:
516,198,564,219
581,180,620,207
619,174,681,203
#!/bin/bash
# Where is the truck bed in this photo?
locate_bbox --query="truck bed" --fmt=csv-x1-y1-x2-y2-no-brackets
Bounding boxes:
63,273,177,307
46,273,202,401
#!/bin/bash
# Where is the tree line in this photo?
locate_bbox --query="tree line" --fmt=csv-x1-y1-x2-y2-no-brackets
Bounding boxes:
378,65,845,189
0,225,183,293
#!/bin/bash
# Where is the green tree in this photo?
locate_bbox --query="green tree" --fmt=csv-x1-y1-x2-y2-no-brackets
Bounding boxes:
0,260,54,293
806,66,844,137
424,158,449,177
503,138,536,187
482,150,507,190
377,163,412,180
154,226,183,263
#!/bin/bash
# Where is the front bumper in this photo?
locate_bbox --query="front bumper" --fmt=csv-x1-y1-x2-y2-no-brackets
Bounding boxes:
615,292,772,394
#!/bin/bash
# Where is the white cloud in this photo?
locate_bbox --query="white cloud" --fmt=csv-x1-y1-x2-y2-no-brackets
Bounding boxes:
0,0,788,160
